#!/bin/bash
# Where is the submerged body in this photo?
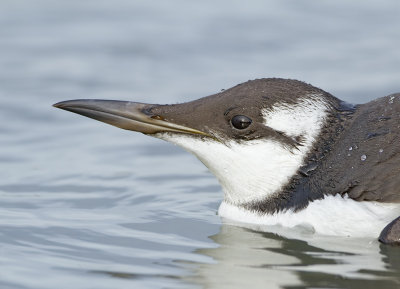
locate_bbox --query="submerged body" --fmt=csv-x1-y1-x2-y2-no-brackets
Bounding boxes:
54,78,400,244
219,195,399,237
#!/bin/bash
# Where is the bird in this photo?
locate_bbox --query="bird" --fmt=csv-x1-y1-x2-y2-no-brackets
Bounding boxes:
53,78,400,245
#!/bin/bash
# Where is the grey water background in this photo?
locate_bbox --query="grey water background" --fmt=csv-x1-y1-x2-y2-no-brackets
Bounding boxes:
1,0,400,288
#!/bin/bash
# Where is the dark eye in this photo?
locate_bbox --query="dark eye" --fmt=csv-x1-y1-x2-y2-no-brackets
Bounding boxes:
231,115,252,129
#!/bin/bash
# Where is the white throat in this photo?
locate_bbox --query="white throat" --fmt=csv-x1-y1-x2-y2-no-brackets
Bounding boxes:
157,95,330,206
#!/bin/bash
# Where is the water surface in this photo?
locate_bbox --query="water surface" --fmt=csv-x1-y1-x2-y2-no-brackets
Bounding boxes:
1,1,400,288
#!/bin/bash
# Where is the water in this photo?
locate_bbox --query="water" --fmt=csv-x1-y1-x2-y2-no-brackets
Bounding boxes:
1,0,400,288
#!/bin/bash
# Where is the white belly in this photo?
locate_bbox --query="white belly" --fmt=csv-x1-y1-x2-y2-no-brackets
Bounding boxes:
218,194,400,238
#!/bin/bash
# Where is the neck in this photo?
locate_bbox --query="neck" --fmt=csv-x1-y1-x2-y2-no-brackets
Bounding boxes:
241,100,356,214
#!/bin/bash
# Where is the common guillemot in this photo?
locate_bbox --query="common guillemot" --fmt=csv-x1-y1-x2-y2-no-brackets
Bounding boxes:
54,78,400,245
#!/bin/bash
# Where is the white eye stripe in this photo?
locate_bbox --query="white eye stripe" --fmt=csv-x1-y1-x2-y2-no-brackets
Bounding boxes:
262,95,329,143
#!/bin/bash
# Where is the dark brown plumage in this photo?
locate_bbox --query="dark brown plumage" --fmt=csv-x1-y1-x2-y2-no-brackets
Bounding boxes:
320,93,400,203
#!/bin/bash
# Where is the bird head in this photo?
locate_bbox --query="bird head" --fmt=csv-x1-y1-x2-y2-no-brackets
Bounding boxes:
54,78,338,207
